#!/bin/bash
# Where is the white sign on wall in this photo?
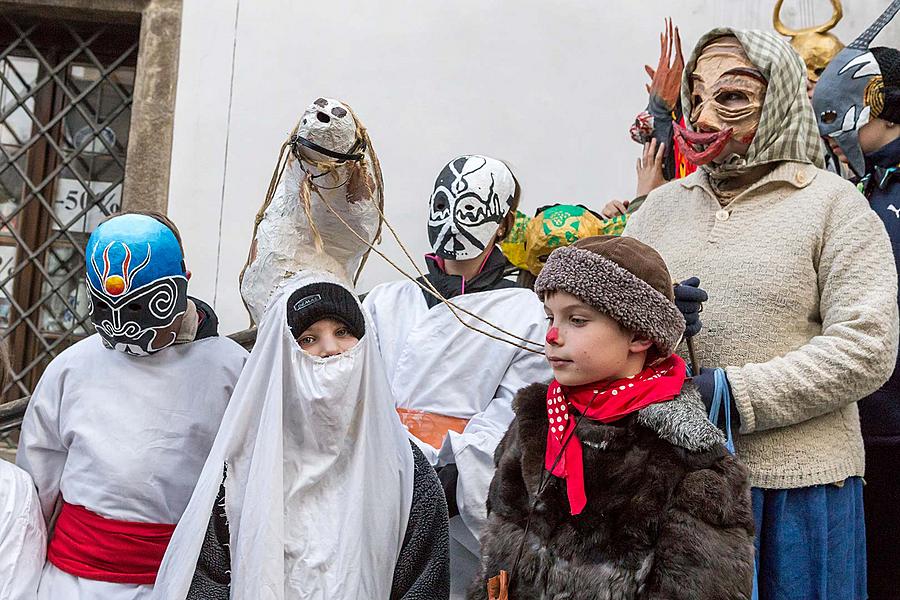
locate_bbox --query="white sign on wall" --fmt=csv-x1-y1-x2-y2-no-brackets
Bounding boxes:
52,178,122,233
0,244,15,325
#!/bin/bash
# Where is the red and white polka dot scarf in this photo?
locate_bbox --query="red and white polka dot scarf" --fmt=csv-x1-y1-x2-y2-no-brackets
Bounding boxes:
545,354,687,515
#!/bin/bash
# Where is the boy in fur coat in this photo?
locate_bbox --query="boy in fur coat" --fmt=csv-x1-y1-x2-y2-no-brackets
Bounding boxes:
469,235,754,600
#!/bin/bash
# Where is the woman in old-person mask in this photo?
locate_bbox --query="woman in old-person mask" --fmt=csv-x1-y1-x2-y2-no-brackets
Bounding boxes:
626,29,898,600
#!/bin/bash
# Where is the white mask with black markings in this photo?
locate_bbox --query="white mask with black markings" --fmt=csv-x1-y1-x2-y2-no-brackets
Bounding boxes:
427,155,516,260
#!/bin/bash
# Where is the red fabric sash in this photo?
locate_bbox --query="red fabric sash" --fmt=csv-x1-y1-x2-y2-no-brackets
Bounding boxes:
545,354,687,515
48,501,176,584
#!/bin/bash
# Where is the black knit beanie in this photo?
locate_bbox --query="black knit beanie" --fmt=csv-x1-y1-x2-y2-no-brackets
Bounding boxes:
286,282,365,341
871,47,900,124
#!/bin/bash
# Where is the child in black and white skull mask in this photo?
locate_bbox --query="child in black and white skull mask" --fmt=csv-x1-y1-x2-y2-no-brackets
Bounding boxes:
364,155,552,598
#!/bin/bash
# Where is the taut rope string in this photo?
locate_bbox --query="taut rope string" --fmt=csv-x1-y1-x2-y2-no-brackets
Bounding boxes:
244,124,545,353
316,191,544,354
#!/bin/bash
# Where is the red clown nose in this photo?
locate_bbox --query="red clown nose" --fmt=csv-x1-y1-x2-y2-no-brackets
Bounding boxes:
546,327,559,344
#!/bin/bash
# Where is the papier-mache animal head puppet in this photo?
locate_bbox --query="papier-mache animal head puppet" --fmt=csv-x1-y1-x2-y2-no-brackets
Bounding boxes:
813,0,900,178
240,98,383,323
86,213,188,356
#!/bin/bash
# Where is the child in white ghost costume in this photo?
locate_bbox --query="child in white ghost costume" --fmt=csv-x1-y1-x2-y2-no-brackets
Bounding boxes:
363,155,551,597
15,213,247,600
152,272,450,600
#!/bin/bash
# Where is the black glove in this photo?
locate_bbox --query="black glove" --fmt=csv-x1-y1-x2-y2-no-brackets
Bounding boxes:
692,368,741,431
436,463,460,519
674,277,708,338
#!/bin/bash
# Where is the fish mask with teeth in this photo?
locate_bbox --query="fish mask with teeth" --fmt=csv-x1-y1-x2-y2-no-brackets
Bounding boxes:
812,0,900,178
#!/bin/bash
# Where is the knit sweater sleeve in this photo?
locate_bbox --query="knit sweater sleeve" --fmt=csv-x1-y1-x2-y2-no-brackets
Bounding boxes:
726,200,900,434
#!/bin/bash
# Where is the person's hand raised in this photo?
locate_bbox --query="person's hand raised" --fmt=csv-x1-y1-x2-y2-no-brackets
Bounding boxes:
636,139,667,197
600,199,630,219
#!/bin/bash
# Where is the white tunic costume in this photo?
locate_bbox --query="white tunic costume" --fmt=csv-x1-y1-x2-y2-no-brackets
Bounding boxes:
364,279,551,598
0,460,46,600
16,334,247,600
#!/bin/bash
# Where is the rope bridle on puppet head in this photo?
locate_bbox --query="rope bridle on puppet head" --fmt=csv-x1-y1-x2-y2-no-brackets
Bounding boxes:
240,103,385,298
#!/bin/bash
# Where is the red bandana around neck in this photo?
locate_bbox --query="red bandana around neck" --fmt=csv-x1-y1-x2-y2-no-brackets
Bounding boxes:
545,354,687,515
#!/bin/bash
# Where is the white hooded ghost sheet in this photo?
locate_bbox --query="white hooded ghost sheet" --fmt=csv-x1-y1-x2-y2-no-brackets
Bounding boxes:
0,460,46,600
153,272,414,600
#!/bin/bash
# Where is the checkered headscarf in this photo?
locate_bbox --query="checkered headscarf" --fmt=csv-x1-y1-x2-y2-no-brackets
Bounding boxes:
681,28,825,172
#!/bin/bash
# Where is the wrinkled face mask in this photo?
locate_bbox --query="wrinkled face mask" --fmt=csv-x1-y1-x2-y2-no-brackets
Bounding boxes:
428,155,516,260
86,214,188,356
676,37,768,166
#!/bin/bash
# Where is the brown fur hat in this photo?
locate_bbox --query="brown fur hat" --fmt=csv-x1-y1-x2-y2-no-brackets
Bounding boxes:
534,235,685,355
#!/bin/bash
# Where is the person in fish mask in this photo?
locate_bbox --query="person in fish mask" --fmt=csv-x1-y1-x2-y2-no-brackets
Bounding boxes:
17,212,248,600
813,4,900,597
625,28,898,600
363,155,551,599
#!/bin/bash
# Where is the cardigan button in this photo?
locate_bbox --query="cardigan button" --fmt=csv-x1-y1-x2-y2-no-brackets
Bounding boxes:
715,209,730,222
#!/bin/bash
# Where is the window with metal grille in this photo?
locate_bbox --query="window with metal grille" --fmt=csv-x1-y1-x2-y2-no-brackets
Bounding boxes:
0,14,139,401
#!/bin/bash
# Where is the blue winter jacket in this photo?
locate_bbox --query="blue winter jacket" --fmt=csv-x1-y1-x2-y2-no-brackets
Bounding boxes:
859,137,900,446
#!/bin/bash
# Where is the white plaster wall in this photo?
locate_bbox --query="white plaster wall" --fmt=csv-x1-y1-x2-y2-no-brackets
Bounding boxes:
167,0,900,334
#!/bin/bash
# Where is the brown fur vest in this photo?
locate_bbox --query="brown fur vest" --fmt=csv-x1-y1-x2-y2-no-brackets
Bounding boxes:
468,382,754,600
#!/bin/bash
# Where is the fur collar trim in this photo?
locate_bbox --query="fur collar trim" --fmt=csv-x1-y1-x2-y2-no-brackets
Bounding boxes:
636,382,725,451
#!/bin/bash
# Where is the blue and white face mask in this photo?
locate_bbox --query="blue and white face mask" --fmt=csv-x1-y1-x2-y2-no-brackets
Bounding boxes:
85,214,188,356
813,0,900,178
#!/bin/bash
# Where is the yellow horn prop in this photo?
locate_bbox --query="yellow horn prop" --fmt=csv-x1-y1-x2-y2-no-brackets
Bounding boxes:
773,0,842,37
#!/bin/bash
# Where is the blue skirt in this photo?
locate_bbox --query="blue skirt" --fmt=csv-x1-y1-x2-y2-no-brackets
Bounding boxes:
752,477,867,600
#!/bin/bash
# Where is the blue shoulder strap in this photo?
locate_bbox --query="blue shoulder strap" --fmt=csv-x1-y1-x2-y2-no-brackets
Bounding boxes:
706,368,735,453
704,367,758,600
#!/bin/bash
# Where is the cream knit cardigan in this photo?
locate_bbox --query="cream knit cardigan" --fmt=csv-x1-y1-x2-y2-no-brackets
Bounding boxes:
625,161,899,489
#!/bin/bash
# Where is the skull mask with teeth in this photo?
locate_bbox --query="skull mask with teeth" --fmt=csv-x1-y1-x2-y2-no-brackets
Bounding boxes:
427,155,516,260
